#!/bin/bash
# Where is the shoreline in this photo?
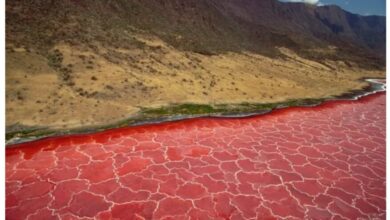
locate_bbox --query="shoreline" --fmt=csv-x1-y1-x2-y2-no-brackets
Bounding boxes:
5,78,386,146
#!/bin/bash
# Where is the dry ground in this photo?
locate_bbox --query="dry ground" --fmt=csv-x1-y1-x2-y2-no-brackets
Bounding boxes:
6,34,385,131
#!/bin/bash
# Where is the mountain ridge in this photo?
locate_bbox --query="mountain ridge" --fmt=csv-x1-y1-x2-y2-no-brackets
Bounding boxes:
6,0,386,67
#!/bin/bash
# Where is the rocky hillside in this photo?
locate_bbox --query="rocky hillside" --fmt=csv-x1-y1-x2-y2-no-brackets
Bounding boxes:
6,0,385,66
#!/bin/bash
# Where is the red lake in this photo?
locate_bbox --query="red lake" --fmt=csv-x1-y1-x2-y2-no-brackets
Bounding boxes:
6,92,386,219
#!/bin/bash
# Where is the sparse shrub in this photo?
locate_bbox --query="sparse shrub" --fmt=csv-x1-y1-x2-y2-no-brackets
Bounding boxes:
47,50,63,69
67,81,75,86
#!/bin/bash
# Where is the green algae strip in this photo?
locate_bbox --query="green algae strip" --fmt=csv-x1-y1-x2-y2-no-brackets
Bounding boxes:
5,78,386,145
5,98,326,144
141,98,324,116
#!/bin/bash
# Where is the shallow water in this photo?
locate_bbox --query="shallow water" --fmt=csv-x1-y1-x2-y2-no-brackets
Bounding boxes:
6,86,386,219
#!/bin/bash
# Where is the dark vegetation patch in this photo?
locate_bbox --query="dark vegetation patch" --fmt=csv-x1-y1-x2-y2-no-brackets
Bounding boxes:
142,104,217,115
6,97,325,143
47,49,74,85
5,125,55,141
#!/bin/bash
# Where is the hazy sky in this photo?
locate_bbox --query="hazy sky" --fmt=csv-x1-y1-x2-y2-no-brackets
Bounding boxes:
281,0,386,16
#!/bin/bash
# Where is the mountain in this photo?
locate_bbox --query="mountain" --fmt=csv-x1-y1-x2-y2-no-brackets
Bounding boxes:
6,0,386,134
6,0,385,66
314,5,385,57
